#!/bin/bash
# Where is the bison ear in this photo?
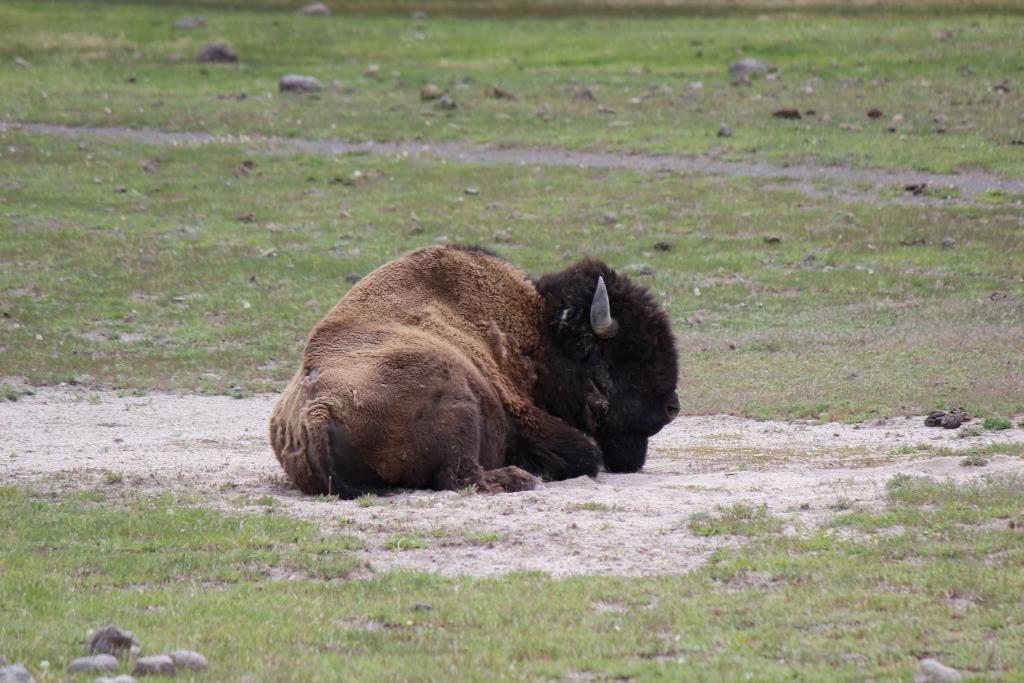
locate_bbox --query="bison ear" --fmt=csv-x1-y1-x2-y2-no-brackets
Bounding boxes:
589,276,619,339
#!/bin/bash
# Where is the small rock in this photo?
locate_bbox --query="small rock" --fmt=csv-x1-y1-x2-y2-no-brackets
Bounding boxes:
14,57,31,67
196,42,237,63
363,64,380,78
717,125,732,138
763,235,782,244
572,86,596,102
803,252,817,262
653,241,672,252
94,677,137,683
626,263,656,276
866,107,883,118
237,212,256,223
1,663,35,683
464,187,479,195
344,273,362,284
940,237,956,249
494,229,513,243
132,655,175,677
990,291,1008,301
89,625,140,657
728,58,773,79
484,84,516,100
278,74,323,92
602,211,618,226
434,95,456,110
839,122,863,131
772,109,801,119
420,83,444,100
68,655,118,674
166,651,208,672
71,373,94,385
412,602,433,611
913,658,962,683
297,2,331,15
434,235,449,244
173,16,205,29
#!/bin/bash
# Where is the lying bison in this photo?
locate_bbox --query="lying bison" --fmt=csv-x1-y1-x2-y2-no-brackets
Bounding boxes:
270,245,679,497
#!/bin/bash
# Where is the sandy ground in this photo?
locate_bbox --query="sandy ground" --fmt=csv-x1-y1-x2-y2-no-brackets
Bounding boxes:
2,383,1022,577
4,121,1023,204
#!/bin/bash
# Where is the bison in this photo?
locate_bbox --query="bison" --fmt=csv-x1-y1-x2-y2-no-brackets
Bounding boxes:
270,245,679,498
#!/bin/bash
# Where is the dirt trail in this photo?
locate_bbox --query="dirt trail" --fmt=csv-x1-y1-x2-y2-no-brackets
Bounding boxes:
4,121,1023,203
3,384,1022,577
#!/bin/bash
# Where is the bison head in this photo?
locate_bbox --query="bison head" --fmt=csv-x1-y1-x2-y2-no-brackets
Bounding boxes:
535,260,679,473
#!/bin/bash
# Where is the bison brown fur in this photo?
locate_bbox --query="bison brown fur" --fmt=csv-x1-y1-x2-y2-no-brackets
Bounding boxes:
269,245,678,497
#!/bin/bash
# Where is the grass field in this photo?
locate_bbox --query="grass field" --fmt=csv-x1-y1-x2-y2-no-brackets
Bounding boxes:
3,476,1024,681
1,1,1023,174
1,1,1023,681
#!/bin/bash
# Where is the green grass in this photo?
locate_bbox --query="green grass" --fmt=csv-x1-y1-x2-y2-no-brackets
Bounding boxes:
3,476,1023,680
688,502,784,536
983,415,1014,430
2,128,1022,421
2,1,1024,175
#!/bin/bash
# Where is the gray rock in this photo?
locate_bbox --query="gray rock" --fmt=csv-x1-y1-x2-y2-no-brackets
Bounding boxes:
1,663,35,683
297,2,331,15
132,655,175,676
434,95,456,110
913,658,962,683
728,58,774,79
68,655,118,674
941,237,956,249
279,74,323,93
173,16,205,29
602,211,618,226
197,42,237,63
167,650,208,672
626,263,656,276
493,229,512,243
420,83,444,100
89,625,140,657
717,125,732,138
344,273,362,284
95,677,137,683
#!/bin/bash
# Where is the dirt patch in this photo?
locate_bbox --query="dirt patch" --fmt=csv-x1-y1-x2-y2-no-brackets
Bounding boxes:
3,121,1022,204
2,383,1022,577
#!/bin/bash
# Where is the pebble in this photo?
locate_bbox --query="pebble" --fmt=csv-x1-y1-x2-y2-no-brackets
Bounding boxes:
728,57,773,79
940,237,956,249
913,658,962,683
420,83,444,100
434,95,456,110
196,42,237,63
1,663,35,683
68,655,118,674
132,655,175,676
167,650,208,672
344,273,362,284
89,625,140,657
297,2,331,15
173,16,205,29
717,125,732,138
279,74,323,93
363,64,380,78
493,229,512,243
95,676,138,683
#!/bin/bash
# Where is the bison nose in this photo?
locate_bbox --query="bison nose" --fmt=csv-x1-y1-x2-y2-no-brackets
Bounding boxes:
665,393,680,421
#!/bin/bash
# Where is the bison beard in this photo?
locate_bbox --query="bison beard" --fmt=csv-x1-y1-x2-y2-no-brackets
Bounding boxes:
270,245,679,498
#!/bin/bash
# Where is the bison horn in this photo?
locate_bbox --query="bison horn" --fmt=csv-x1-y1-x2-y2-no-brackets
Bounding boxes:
590,276,619,339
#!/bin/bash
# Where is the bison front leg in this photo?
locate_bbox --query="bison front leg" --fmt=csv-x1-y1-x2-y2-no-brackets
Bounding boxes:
507,410,602,481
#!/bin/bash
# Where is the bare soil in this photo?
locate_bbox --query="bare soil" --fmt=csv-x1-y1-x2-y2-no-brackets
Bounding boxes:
3,383,1022,577
4,121,1023,204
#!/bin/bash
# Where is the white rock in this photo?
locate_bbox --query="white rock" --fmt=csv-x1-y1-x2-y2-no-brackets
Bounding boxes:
167,650,208,672
913,658,962,683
